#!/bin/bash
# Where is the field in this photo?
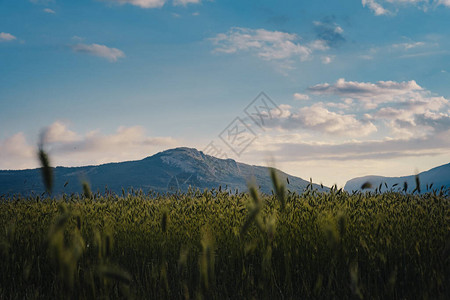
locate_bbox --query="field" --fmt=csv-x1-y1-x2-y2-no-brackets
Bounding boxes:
1,179,448,300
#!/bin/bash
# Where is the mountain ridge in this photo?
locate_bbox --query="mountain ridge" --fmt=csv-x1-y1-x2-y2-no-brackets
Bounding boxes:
344,162,450,193
0,147,325,196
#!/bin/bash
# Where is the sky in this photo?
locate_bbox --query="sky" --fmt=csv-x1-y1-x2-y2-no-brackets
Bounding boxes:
1,0,449,187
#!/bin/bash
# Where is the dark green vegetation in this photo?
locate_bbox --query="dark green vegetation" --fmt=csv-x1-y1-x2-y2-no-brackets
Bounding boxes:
1,184,449,299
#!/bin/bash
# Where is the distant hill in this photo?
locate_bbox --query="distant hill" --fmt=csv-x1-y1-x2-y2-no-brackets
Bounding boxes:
0,147,325,196
344,163,450,193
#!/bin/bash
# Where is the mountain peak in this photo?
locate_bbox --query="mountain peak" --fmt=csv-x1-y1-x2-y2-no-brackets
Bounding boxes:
0,146,323,195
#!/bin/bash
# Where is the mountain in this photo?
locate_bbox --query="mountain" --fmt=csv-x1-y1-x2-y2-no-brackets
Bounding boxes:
344,163,450,193
0,147,325,196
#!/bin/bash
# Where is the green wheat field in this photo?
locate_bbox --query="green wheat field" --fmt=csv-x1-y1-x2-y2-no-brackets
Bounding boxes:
1,171,449,299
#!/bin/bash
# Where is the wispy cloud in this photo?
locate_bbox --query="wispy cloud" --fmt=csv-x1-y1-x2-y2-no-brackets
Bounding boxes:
210,27,336,70
43,8,56,14
211,27,311,61
308,78,423,108
254,133,450,162
293,93,310,101
173,0,201,6
313,17,345,48
71,43,125,62
0,32,17,42
438,0,450,7
321,56,334,64
101,0,202,8
392,41,425,50
102,0,167,8
362,0,450,16
362,0,391,16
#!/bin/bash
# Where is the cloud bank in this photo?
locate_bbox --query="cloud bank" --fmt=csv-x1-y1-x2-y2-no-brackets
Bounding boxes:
0,122,179,170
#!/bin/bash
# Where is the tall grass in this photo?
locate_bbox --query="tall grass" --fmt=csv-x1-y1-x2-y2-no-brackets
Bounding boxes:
0,185,448,299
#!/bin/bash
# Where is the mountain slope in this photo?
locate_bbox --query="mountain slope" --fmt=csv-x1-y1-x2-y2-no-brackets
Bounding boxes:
344,163,450,193
0,147,325,196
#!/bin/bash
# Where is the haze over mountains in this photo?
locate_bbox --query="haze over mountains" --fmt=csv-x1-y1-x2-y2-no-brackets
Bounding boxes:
0,147,323,196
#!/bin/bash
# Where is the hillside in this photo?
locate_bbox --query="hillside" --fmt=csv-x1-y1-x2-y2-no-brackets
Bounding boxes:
344,163,450,193
0,147,324,195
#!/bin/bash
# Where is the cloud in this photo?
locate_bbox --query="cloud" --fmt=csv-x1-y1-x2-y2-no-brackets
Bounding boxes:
173,0,201,5
0,122,180,170
392,41,425,50
0,32,17,42
374,95,450,137
306,78,450,138
362,0,450,15
71,43,125,62
102,0,167,8
43,8,55,13
362,0,391,15
313,17,345,48
438,0,450,7
259,131,450,162
293,93,310,101
42,121,80,143
265,103,377,137
0,133,35,170
211,27,312,63
29,0,54,4
101,0,203,8
321,56,333,64
308,78,423,108
211,24,342,71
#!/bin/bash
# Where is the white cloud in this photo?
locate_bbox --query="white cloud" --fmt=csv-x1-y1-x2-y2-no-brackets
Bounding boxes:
0,32,17,42
173,0,201,5
102,0,167,8
211,27,312,64
71,43,125,62
308,39,329,51
0,133,36,170
101,0,203,8
266,103,377,137
43,121,80,143
321,56,333,64
29,0,54,4
362,0,450,15
43,8,56,14
392,41,425,50
362,0,391,15
307,78,450,137
0,122,180,170
334,26,344,34
293,93,310,101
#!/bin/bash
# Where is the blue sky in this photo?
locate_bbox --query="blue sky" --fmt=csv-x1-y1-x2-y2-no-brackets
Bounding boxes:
1,0,449,186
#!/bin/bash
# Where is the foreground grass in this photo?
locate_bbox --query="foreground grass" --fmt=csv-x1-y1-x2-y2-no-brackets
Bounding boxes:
0,189,449,299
